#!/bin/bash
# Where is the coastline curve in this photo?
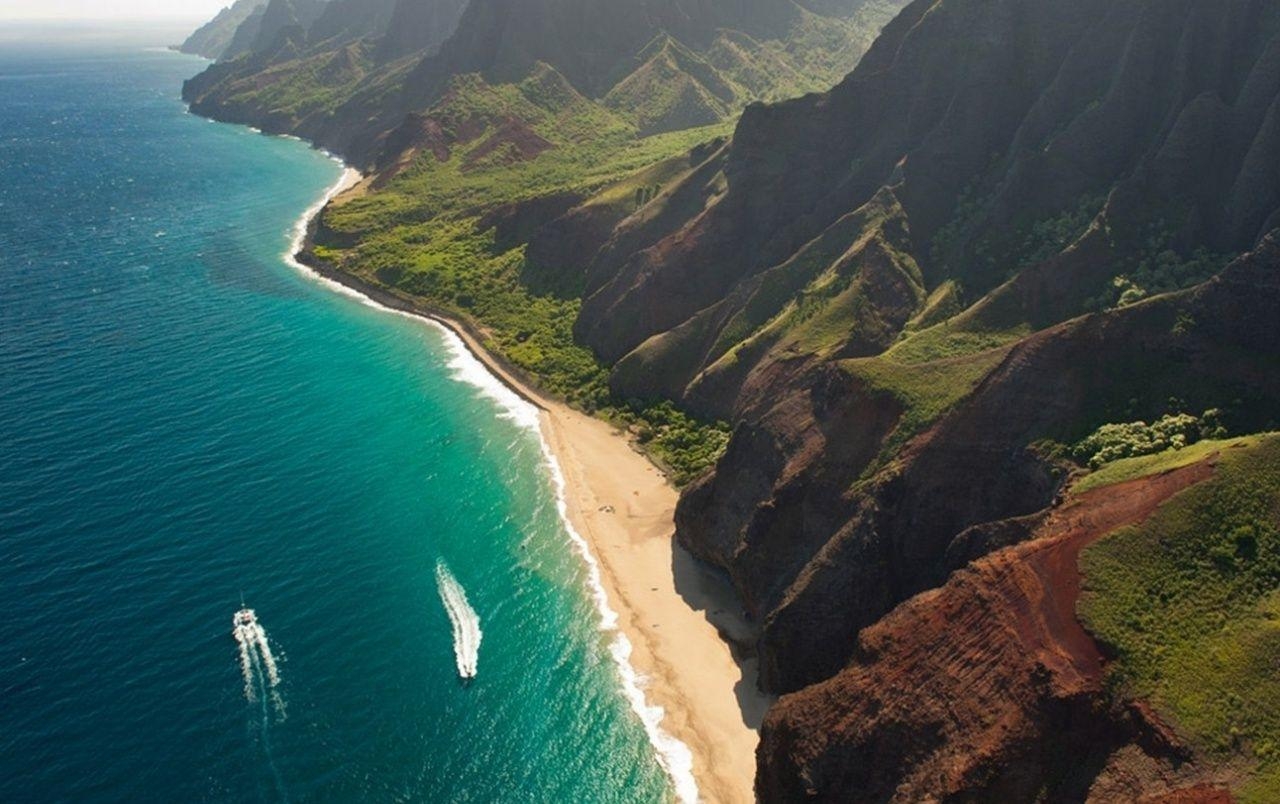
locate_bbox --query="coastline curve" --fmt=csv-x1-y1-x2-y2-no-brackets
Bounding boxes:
282,163,702,804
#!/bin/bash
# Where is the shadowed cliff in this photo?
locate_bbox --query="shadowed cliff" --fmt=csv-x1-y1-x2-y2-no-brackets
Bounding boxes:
177,0,1280,798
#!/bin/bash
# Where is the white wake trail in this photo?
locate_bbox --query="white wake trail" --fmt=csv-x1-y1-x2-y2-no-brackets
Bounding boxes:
435,561,482,680
250,622,281,688
281,159,700,800
232,608,282,709
234,622,257,703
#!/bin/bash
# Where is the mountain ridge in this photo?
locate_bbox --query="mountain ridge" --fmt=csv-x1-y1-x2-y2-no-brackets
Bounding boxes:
178,0,1280,799
183,0,903,165
177,0,268,59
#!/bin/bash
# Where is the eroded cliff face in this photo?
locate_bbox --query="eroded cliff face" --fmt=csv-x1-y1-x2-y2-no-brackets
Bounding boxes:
684,236,1280,698
177,0,268,60
757,459,1224,802
574,0,1280,407
182,0,471,165
177,0,1280,797
182,0,904,166
402,0,815,101
563,0,1280,696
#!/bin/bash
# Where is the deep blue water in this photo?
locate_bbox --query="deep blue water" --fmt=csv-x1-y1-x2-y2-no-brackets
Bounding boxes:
0,39,671,802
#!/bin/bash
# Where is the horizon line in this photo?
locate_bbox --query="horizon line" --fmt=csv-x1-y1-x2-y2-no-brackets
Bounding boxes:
0,16,207,25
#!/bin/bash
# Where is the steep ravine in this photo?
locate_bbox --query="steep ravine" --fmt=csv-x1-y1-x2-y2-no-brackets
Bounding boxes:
674,232,1280,700
176,0,1280,799
575,0,1280,403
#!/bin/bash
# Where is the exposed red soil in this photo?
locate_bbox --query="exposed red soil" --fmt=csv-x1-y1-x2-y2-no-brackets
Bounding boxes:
373,111,496,186
758,457,1222,802
1014,457,1218,688
460,116,553,172
1140,784,1236,803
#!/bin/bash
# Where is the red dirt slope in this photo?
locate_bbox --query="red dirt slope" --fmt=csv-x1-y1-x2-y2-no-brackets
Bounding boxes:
758,458,1231,802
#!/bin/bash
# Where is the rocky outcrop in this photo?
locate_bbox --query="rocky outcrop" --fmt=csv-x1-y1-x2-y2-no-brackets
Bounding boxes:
757,459,1224,802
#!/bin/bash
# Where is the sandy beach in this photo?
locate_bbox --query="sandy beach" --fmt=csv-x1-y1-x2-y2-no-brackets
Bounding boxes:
539,402,771,804
303,171,771,803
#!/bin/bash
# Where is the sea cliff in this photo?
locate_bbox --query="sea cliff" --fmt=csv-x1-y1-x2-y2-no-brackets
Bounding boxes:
181,0,1280,799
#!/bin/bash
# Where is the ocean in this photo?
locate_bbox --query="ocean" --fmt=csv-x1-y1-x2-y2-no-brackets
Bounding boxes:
0,34,675,802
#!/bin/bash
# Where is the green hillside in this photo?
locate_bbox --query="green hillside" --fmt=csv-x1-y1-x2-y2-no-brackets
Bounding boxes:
311,69,736,483
1080,435,1280,802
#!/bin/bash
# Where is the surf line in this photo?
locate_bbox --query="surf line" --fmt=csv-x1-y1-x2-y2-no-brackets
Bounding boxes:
435,561,482,680
282,163,700,804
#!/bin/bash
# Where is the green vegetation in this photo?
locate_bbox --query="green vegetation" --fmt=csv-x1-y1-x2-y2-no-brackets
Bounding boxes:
1015,194,1107,268
675,192,937,409
613,401,733,487
326,71,711,228
225,45,377,117
597,5,904,138
186,1,916,487
843,344,1013,466
1079,436,1280,802
931,197,1234,317
886,320,1028,365
1071,436,1258,495
315,72,734,484
930,190,1106,293
603,35,735,135
904,191,1112,363
1086,220,1234,311
1071,409,1229,469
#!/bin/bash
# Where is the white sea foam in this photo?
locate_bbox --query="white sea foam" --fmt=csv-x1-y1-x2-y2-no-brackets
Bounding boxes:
285,161,700,803
283,166,362,275
437,329,542,432
539,441,699,804
233,621,257,702
237,613,290,796
435,561,483,680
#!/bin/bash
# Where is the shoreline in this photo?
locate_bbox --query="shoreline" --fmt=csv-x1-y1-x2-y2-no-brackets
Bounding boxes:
293,167,770,803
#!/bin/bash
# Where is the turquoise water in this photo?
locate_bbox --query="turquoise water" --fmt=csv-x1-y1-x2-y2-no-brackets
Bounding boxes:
0,39,673,802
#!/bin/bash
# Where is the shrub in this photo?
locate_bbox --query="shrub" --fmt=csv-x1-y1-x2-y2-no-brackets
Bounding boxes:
1073,409,1228,469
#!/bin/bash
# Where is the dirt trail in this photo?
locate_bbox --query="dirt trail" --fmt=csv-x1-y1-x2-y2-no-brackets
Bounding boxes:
1010,457,1219,685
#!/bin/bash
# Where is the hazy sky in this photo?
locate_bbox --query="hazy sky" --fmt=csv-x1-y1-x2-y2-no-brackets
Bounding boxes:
0,1,229,20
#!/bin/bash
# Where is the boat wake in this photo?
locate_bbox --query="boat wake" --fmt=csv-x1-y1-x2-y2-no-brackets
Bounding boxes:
233,605,289,800
233,607,285,717
435,561,482,681
285,164,699,800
